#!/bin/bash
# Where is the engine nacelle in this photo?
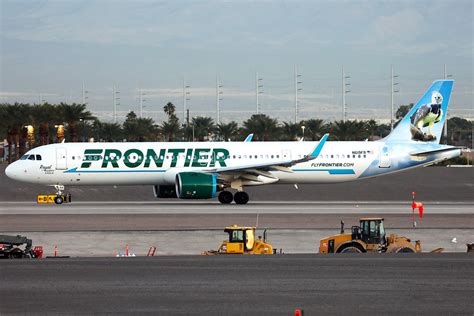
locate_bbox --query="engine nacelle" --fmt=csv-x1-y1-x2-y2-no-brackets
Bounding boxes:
175,172,217,199
153,185,177,198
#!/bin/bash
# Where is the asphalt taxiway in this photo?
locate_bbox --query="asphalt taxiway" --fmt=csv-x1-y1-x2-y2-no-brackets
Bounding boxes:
1,254,473,315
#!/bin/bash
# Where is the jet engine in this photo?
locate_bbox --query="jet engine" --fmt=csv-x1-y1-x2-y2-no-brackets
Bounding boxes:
175,172,220,199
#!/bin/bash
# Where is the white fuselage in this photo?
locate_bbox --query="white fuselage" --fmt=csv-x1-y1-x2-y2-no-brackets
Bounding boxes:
5,140,460,187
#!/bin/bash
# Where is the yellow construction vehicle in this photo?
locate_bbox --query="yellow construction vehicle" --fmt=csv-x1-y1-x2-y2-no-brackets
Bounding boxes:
203,225,274,255
320,218,421,254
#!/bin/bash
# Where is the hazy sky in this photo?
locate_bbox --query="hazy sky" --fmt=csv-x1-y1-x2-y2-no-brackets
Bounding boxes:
1,0,472,123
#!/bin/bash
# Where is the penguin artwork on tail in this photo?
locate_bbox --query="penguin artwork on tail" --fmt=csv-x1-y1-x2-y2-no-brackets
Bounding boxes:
409,91,444,142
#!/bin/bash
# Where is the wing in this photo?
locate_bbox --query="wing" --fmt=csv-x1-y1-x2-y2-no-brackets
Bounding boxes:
208,134,329,185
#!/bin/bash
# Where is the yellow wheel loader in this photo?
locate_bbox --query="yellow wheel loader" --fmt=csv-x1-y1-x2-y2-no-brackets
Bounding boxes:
203,225,274,255
320,218,421,254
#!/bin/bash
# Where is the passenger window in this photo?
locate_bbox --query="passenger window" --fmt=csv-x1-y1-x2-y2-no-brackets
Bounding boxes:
353,155,355,158
271,155,274,158
276,155,279,158
363,155,366,158
233,155,236,159
28,155,35,160
254,155,257,159
331,155,333,159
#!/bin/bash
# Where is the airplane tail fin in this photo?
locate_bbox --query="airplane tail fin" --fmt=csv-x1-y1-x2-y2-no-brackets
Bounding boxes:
385,80,454,144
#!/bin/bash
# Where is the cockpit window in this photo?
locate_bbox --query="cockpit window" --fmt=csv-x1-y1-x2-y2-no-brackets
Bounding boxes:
36,155,42,161
20,155,29,160
28,155,35,160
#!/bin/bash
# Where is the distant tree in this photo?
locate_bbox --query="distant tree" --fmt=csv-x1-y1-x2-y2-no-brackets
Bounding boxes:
395,104,413,120
303,119,326,141
59,103,95,142
329,120,368,141
161,102,181,141
215,121,239,141
91,120,123,142
192,116,215,141
123,111,158,141
280,121,300,141
242,114,280,141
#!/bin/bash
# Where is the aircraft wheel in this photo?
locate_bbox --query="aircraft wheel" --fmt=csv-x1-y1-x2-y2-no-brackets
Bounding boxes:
234,191,249,205
218,191,233,204
54,195,64,205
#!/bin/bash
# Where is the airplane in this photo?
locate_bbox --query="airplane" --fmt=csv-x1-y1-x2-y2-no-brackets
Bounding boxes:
5,80,462,205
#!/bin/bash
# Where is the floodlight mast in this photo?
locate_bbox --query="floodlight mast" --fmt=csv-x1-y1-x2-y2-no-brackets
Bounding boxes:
294,64,302,123
216,75,223,124
256,72,263,114
113,84,120,123
391,65,399,131
183,76,190,123
342,66,350,122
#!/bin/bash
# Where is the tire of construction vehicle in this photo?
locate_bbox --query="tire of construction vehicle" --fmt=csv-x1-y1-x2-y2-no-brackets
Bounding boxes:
54,195,63,205
395,247,415,253
338,246,363,253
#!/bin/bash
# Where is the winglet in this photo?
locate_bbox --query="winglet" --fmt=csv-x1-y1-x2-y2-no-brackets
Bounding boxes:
309,133,329,158
244,134,253,142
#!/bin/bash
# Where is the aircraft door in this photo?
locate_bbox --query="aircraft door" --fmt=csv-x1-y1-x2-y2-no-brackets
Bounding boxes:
378,146,390,168
56,148,68,170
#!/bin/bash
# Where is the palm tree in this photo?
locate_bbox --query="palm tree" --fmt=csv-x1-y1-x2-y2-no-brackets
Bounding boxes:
215,121,239,141
329,120,368,141
280,121,301,141
161,102,181,141
192,116,215,141
304,119,326,141
123,111,158,142
59,103,95,142
163,102,177,117
3,103,30,161
242,114,280,141
30,103,57,145
161,120,181,142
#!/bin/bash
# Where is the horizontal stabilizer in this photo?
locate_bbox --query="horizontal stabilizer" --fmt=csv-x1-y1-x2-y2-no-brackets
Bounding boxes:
410,147,463,157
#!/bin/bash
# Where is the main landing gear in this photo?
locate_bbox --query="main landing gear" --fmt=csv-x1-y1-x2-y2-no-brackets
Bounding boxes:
218,190,249,205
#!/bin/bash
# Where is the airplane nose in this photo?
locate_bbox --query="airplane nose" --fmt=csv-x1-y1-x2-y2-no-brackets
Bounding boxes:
5,163,15,179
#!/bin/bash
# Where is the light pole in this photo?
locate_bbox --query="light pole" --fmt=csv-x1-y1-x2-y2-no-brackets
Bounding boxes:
113,84,120,123
295,65,302,123
301,125,305,140
391,65,399,131
256,72,263,114
216,76,223,124
139,87,146,118
183,77,191,123
342,66,351,122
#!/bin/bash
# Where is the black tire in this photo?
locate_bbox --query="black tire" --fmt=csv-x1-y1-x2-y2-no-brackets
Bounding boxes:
339,246,363,253
395,247,415,253
218,191,233,204
54,196,63,205
234,191,249,205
